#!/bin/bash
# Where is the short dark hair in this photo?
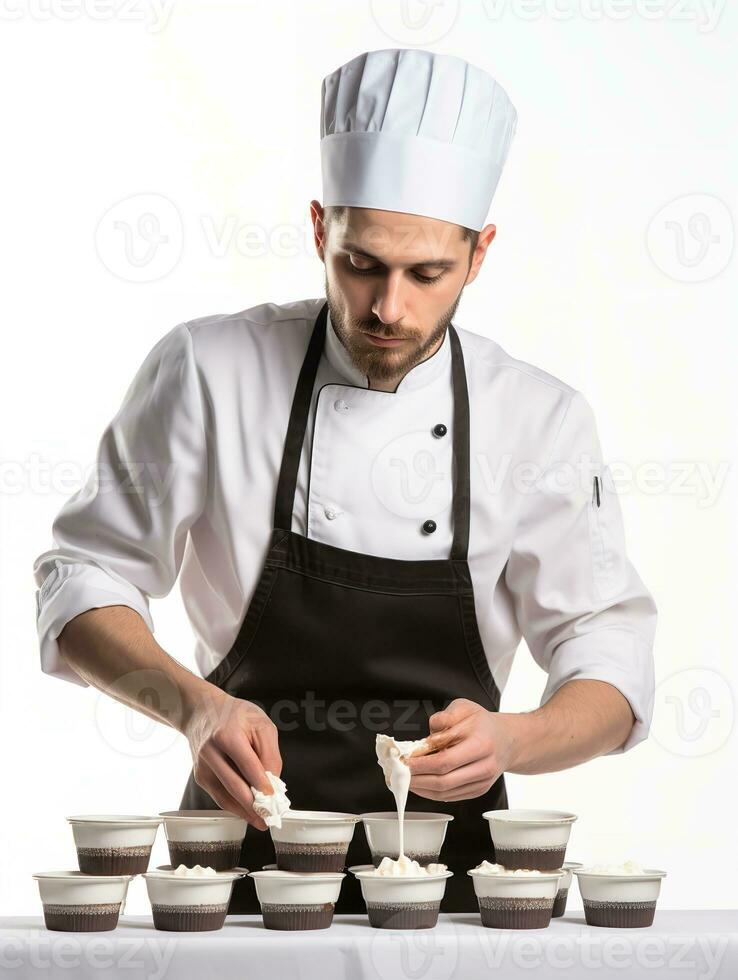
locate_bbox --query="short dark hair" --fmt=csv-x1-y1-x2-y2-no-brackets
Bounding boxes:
323,205,479,259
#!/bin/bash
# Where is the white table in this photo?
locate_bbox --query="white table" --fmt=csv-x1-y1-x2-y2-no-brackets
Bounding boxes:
1,911,737,979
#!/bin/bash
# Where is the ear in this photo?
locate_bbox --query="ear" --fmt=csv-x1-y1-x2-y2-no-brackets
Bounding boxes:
310,200,326,260
465,223,497,285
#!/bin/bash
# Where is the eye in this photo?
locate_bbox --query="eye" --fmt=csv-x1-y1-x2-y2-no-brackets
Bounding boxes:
414,270,445,285
346,255,445,286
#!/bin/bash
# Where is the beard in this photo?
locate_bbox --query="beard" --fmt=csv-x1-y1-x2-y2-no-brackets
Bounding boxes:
324,274,463,385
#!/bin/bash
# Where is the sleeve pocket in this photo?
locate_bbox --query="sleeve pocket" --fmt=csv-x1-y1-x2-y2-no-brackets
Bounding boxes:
587,464,628,600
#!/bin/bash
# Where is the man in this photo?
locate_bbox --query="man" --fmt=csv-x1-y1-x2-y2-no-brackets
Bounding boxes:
33,48,657,913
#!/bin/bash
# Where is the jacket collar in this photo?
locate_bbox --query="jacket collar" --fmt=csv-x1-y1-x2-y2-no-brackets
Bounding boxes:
324,305,451,394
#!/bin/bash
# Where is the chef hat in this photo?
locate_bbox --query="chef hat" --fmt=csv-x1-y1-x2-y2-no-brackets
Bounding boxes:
320,48,517,232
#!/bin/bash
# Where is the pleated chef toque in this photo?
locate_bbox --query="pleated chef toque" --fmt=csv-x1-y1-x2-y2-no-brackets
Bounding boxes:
320,48,517,231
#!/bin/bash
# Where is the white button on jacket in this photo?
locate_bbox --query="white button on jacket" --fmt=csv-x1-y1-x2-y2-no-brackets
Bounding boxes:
33,296,657,753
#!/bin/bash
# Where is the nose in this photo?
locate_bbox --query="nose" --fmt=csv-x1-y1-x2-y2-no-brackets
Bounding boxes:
371,272,408,327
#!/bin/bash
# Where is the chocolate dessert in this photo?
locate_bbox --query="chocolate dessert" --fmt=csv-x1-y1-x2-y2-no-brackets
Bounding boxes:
493,845,567,871
583,899,657,928
273,840,348,872
151,902,229,931
477,895,554,929
42,902,122,932
77,845,152,875
370,850,438,867
167,839,242,871
261,901,335,930
551,887,569,917
366,900,442,929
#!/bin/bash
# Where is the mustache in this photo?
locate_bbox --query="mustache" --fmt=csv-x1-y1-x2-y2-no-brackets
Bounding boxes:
358,324,415,341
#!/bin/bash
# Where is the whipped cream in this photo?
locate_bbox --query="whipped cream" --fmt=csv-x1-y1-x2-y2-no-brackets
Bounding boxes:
375,734,429,857
172,864,217,877
374,855,448,877
581,860,646,875
472,861,546,876
251,771,291,829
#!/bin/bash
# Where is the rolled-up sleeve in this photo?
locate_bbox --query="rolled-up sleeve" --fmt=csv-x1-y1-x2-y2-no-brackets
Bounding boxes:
33,322,207,687
504,390,658,753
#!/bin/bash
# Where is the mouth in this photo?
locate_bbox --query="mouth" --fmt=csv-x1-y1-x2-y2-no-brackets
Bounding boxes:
362,332,408,348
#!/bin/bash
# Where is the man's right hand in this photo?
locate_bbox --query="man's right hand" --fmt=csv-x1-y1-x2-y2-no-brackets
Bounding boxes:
182,687,283,831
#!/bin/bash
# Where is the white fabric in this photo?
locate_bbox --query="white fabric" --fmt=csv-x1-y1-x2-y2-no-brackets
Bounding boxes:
32,296,657,754
1,912,734,979
321,49,517,230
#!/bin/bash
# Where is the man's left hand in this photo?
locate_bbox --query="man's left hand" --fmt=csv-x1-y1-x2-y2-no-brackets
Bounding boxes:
406,698,518,801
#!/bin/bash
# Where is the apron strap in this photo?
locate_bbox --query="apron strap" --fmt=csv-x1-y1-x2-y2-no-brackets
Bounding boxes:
274,300,471,562
448,325,471,562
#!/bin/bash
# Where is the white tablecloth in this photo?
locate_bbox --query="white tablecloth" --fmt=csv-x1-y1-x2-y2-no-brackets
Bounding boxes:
1,911,737,979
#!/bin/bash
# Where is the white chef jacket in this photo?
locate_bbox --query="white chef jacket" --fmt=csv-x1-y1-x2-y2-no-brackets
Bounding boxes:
33,296,657,753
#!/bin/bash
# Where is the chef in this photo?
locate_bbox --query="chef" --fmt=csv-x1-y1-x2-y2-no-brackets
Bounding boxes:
33,48,657,913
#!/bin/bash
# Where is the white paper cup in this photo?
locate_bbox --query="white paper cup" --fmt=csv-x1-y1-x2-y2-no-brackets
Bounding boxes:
269,810,360,872
159,810,247,871
32,871,134,932
350,864,453,929
574,868,667,927
143,865,248,931
249,869,345,930
552,861,582,917
467,866,564,929
360,812,454,866
66,815,161,875
482,809,577,870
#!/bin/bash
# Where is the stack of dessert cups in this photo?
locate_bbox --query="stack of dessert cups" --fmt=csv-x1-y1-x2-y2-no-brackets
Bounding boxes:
350,811,455,930
32,814,162,932
469,809,579,929
249,808,361,930
145,810,250,931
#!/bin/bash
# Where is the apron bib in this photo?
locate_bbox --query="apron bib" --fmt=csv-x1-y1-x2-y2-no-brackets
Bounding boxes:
180,300,508,912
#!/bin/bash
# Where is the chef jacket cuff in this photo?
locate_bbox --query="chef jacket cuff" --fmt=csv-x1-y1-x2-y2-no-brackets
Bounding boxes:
538,628,655,754
35,560,155,688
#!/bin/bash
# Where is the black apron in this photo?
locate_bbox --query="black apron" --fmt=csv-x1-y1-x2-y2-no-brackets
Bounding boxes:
180,300,508,913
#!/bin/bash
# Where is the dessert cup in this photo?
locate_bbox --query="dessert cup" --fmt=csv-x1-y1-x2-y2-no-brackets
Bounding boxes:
360,811,453,866
467,864,564,929
482,809,577,870
32,871,133,932
159,810,247,870
269,810,360,872
574,867,667,927
249,869,345,930
67,815,161,875
552,861,582,917
350,863,452,929
144,865,248,931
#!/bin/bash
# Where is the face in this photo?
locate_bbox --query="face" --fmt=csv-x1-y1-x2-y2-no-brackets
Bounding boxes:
311,204,496,390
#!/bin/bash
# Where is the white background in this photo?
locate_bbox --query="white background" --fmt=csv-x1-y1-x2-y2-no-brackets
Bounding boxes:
1,0,736,917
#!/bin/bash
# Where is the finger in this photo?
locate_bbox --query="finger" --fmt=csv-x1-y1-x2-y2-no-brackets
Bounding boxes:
422,720,467,754
200,743,268,828
410,759,494,794
215,729,272,794
428,699,478,733
195,757,267,831
411,778,493,803
407,737,477,776
251,725,283,781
